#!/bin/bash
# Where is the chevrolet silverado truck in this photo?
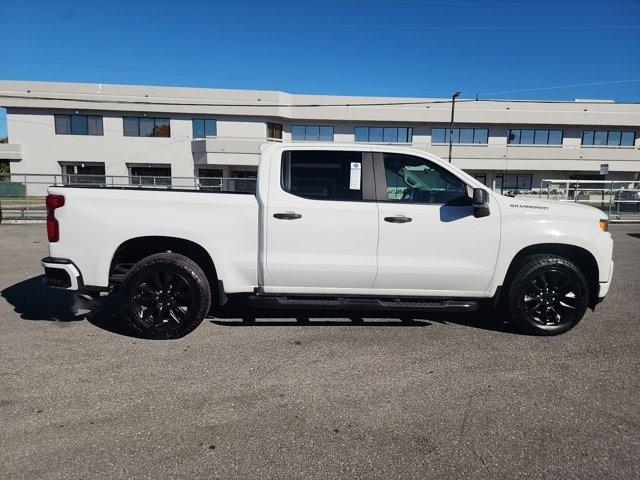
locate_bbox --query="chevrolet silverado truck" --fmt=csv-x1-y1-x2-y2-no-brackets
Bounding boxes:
42,143,613,338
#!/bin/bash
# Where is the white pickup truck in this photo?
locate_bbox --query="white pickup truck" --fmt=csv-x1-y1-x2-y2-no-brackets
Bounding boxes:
42,143,613,338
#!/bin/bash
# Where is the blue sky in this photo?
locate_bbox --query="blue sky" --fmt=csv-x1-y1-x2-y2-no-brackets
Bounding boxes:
1,0,640,138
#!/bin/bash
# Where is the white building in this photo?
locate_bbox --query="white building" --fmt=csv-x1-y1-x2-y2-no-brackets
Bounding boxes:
0,80,638,194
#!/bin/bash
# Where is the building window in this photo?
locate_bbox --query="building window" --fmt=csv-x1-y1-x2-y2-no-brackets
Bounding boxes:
581,130,635,146
509,129,563,145
61,163,106,185
55,114,103,136
123,117,170,137
267,122,283,140
292,125,334,141
500,173,533,192
192,119,216,139
198,168,223,191
354,126,413,143
621,131,635,146
129,165,172,186
473,173,487,186
282,150,364,201
431,128,488,144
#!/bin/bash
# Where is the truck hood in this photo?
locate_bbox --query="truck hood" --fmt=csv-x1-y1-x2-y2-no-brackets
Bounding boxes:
493,193,607,221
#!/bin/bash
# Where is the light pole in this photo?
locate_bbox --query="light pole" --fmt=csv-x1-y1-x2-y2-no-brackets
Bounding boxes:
448,91,461,163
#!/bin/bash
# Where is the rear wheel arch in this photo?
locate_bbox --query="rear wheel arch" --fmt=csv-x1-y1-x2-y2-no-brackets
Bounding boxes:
501,243,599,308
109,236,223,303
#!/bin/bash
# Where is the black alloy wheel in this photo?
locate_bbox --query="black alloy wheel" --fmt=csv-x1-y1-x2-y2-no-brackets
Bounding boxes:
120,253,211,339
521,268,581,328
507,254,589,335
131,271,195,330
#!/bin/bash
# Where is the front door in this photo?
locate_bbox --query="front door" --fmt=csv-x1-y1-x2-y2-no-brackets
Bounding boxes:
264,149,379,292
373,152,500,297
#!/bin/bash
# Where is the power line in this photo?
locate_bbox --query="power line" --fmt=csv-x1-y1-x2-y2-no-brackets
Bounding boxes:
3,56,639,101
107,139,189,169
0,57,456,97
330,0,640,6
2,93,640,108
478,78,640,96
345,23,640,30
0,57,283,85
0,93,467,108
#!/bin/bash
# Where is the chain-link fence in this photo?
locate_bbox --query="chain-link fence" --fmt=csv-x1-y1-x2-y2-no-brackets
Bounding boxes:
1,173,638,223
0,173,257,221
536,179,640,222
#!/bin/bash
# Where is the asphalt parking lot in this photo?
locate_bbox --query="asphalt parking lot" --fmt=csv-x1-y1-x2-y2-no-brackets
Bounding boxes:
0,223,639,479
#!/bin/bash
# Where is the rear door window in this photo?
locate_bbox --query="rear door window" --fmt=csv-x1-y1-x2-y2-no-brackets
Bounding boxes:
282,150,373,201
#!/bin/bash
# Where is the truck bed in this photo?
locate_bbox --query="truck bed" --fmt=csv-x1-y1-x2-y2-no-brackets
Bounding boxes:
48,186,260,292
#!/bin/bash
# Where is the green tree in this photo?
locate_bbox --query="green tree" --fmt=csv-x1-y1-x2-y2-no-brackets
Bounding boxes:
0,139,10,177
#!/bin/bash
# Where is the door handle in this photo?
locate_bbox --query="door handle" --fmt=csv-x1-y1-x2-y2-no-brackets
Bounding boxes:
384,215,412,223
274,212,302,220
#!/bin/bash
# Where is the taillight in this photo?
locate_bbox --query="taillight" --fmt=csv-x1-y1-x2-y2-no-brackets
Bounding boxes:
46,194,65,242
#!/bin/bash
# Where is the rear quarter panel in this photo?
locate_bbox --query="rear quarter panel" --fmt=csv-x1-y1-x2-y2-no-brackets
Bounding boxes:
48,187,259,292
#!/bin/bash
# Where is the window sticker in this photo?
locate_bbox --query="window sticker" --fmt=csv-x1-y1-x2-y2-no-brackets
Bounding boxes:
349,162,362,190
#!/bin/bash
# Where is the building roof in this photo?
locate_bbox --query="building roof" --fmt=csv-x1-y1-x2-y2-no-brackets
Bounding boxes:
1,80,639,126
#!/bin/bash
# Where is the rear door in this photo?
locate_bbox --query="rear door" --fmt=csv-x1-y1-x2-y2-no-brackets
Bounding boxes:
373,152,500,296
264,149,379,292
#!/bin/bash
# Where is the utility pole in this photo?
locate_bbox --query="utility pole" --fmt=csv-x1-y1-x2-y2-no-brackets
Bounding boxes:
448,91,461,163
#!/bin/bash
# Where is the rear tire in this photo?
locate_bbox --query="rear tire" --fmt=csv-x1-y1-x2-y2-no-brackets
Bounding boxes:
120,253,211,339
506,254,589,335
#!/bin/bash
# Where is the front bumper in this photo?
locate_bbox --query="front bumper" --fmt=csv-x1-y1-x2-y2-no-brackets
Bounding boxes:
598,260,614,299
41,257,83,291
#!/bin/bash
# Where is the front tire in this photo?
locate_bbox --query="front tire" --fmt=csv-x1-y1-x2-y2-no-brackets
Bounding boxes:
506,254,589,335
120,253,211,339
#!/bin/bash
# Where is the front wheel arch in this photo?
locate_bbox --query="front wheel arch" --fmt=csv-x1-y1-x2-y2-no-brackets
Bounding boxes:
499,243,599,309
505,254,590,335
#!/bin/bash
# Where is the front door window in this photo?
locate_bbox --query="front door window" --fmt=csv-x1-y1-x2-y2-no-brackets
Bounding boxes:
382,153,468,204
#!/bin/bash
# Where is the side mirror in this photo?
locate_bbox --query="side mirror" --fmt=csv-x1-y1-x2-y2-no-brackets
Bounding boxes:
472,188,490,218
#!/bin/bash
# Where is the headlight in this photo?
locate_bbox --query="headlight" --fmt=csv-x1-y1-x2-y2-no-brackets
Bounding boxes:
599,219,608,232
